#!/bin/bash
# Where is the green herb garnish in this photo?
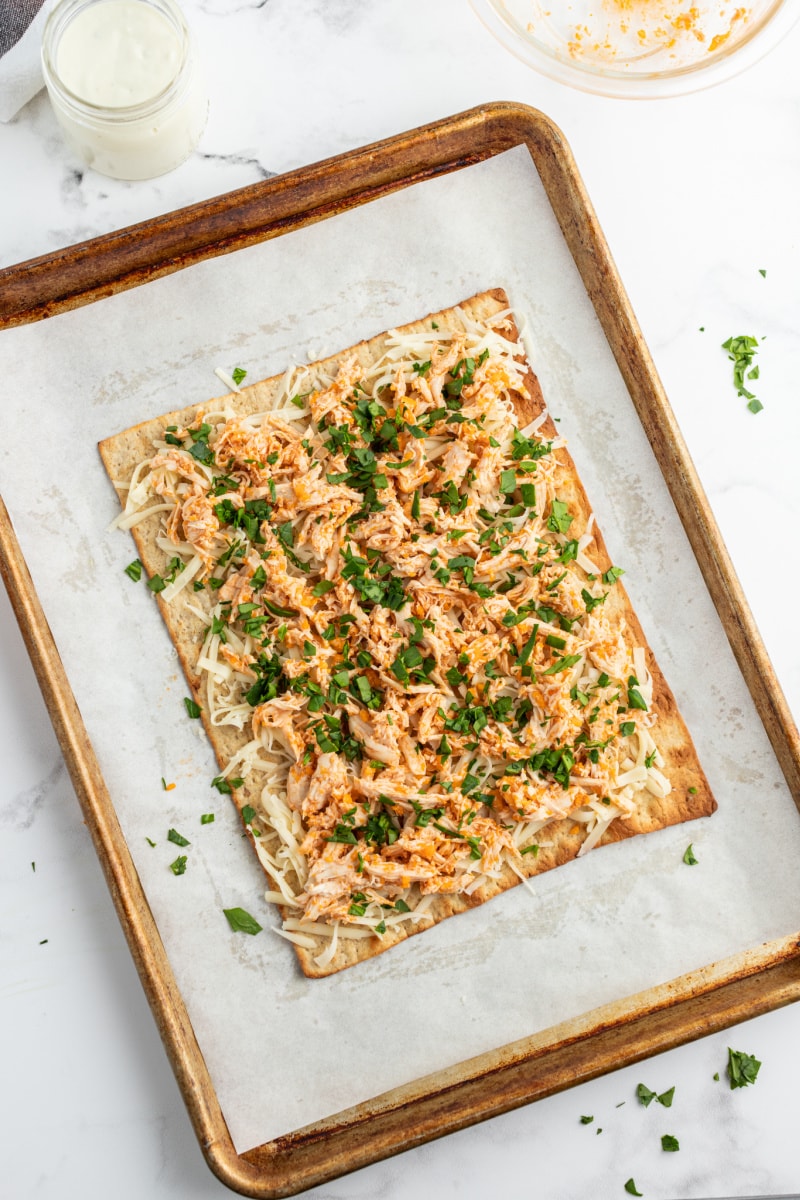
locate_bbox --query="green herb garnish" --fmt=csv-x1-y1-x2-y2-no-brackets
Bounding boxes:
212,775,244,794
727,1047,761,1089
170,855,187,876
722,334,763,412
167,828,190,847
124,559,143,582
499,469,516,495
683,844,698,866
626,676,648,711
223,906,262,935
231,367,247,385
661,1135,679,1152
547,498,573,534
183,697,202,719
541,653,581,676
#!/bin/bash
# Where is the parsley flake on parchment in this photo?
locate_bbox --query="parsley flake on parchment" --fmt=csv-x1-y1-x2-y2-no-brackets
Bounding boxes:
223,907,262,935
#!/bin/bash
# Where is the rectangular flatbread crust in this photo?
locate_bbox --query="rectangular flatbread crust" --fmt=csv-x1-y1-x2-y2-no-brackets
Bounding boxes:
100,289,715,977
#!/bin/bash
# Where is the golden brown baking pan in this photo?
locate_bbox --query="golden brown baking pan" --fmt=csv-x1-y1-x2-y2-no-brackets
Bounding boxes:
1,103,799,1198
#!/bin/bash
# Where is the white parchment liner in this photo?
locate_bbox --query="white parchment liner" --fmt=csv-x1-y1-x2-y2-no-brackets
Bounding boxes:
2,147,799,1152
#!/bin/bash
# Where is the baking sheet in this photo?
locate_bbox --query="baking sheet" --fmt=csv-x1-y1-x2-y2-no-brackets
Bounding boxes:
1,145,799,1153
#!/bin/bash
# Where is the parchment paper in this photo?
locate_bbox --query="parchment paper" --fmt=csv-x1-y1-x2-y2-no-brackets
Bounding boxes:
2,146,799,1152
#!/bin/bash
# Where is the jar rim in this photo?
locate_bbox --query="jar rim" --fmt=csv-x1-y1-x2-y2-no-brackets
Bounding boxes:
41,0,192,122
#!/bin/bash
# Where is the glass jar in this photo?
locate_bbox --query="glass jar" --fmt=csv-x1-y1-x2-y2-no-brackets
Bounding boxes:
41,0,208,181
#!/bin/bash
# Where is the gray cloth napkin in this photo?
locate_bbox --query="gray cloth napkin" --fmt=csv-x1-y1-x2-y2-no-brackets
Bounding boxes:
0,0,49,122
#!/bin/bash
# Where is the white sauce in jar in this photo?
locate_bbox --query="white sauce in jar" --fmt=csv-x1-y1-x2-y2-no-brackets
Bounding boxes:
57,1,182,107
42,0,208,180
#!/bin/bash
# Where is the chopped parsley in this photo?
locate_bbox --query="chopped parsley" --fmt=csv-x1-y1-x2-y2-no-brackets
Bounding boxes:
637,1083,674,1108
624,1181,642,1197
231,367,247,385
541,653,581,676
167,828,190,847
727,1048,761,1089
661,1135,679,1152
223,906,262,935
183,697,202,719
169,855,187,876
682,844,698,866
547,498,573,534
626,676,648,711
722,334,763,413
211,775,243,794
124,559,143,582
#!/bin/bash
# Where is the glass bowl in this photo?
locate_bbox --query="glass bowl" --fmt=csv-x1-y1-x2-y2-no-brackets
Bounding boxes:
469,0,800,98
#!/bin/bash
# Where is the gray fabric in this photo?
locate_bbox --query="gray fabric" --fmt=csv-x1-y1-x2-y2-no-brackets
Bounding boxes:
0,0,46,58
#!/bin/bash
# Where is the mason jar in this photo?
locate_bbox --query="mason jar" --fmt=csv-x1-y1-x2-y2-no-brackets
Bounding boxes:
41,0,208,181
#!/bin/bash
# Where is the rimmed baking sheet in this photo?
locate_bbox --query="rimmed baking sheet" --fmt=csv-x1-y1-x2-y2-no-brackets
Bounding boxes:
1,105,799,1193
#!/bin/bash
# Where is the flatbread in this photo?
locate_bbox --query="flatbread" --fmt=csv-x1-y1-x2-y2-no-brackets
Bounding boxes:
100,289,715,977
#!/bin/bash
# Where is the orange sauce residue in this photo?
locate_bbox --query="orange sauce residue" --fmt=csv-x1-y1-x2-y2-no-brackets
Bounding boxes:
565,1,752,63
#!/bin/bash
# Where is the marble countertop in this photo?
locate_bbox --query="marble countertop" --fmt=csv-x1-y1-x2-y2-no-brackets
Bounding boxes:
2,2,800,1197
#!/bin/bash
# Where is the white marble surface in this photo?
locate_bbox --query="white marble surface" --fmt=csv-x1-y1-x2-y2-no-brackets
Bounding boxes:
2,2,800,1197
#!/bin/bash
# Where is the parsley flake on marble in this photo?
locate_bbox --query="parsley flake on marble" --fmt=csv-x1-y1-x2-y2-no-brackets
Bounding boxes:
722,334,763,413
727,1047,761,1089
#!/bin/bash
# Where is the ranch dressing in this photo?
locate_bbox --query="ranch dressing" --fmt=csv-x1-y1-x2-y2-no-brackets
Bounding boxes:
41,0,208,181
56,2,183,108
